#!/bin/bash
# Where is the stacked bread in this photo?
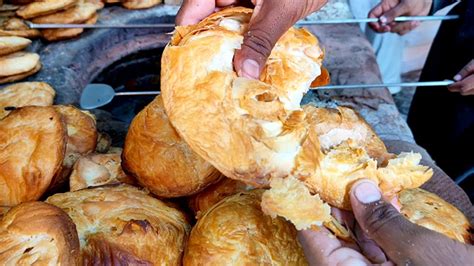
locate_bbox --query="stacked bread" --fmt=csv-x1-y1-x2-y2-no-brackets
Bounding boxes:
15,0,102,41
0,36,40,84
0,7,471,265
102,0,162,10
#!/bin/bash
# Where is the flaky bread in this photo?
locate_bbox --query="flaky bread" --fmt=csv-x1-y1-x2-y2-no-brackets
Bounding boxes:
0,61,41,84
50,105,97,191
183,190,307,265
303,104,391,164
399,188,472,244
122,0,161,9
187,177,252,217
16,0,78,19
46,185,191,265
41,12,97,41
70,151,135,191
0,36,31,56
0,202,80,265
0,81,55,119
32,2,99,24
161,7,324,187
0,51,40,77
0,106,66,206
123,96,221,198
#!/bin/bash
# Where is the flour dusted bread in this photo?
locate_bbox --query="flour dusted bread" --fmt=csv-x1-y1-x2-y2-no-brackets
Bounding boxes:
184,190,307,265
16,0,78,19
0,106,66,206
161,7,324,187
46,185,191,265
0,36,31,56
70,150,135,191
0,202,80,265
0,81,55,119
123,96,221,197
399,188,472,244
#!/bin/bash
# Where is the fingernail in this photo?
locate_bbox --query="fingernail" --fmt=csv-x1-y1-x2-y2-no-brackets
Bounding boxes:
454,74,462,81
354,181,381,204
241,59,260,79
380,16,387,25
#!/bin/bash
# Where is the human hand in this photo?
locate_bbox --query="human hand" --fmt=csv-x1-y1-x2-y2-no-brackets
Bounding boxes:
176,0,327,79
298,179,474,265
368,0,433,35
449,59,474,96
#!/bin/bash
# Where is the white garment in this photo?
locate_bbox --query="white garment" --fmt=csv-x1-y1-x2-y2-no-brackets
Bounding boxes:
349,0,403,94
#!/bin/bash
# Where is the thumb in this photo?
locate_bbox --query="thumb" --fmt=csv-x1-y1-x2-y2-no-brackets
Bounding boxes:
380,2,409,24
350,180,469,265
234,1,296,79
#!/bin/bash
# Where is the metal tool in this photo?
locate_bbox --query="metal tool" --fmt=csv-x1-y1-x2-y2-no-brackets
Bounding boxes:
80,80,454,110
27,15,459,29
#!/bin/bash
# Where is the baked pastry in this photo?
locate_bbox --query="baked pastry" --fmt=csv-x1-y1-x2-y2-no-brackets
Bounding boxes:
187,177,252,217
41,13,97,41
161,7,324,187
183,190,307,265
303,104,391,164
0,61,41,84
0,202,80,265
32,2,98,24
79,0,104,10
123,96,221,198
0,17,41,38
46,185,191,265
0,106,66,206
0,81,55,119
50,105,97,190
0,36,31,56
16,0,78,19
399,188,472,244
122,0,161,9
70,150,135,191
0,51,40,77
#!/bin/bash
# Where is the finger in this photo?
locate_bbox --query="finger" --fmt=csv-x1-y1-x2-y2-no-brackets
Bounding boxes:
391,21,420,35
354,223,388,264
449,75,474,95
298,228,371,265
233,1,298,79
350,179,467,265
380,2,409,24
454,59,474,81
368,3,384,32
176,0,223,25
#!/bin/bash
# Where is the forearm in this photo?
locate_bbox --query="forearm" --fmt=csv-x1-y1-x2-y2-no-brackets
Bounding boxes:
383,140,474,223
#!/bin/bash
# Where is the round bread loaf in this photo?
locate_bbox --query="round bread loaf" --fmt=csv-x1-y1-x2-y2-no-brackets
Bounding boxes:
184,190,307,265
0,52,40,77
161,7,324,187
16,0,78,19
46,185,191,265
123,96,221,198
0,36,31,56
0,106,66,206
0,202,80,265
399,188,472,244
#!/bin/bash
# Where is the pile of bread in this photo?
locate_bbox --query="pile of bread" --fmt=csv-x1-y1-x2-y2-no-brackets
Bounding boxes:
0,35,40,84
0,7,471,265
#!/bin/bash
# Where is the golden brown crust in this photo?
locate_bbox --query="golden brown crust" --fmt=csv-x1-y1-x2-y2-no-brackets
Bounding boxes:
122,0,161,9
70,151,136,191
303,104,390,164
0,17,41,38
0,51,39,77
0,61,41,84
41,12,97,41
122,96,221,198
184,190,307,265
0,202,80,265
0,81,55,119
0,36,31,56
46,185,191,265
16,0,78,19
399,188,472,244
0,106,66,206
187,177,252,217
161,7,325,187
49,105,97,190
32,2,98,24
